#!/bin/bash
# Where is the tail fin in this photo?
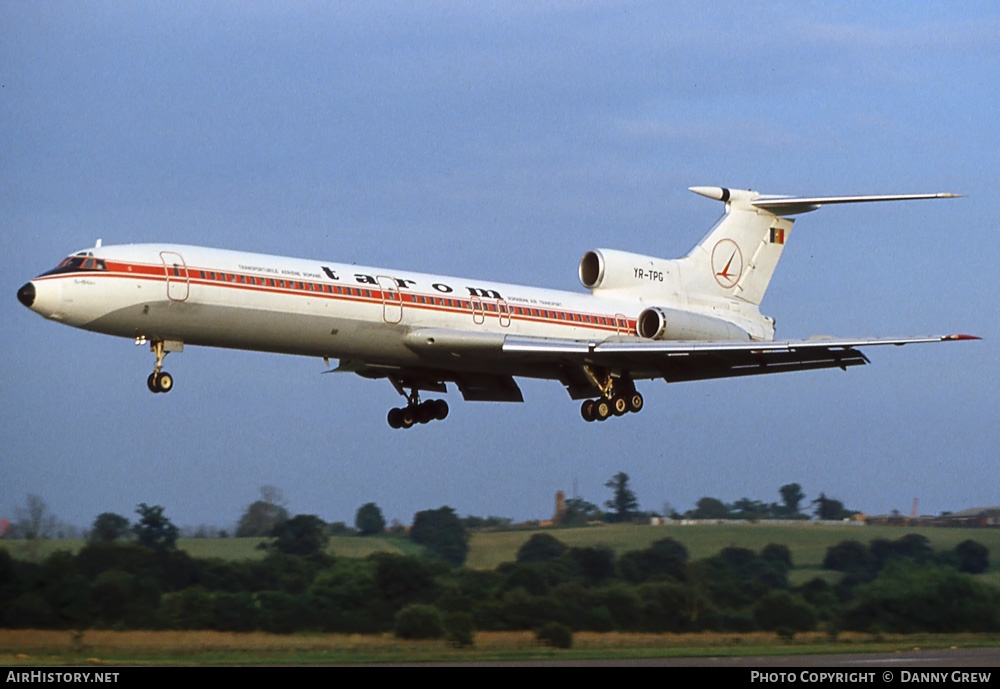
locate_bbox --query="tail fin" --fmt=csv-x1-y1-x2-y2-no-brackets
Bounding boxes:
678,187,793,306
677,187,958,307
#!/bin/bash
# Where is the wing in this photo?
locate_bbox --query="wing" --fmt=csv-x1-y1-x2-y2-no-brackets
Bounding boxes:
343,329,977,402
503,333,977,388
334,353,525,402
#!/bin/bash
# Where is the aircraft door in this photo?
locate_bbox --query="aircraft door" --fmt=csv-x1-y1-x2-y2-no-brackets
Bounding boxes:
497,300,511,327
377,276,403,324
471,296,485,325
615,313,630,335
160,251,189,302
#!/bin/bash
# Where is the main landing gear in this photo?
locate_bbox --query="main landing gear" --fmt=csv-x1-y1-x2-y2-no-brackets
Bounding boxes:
141,338,180,394
579,366,643,422
387,381,449,429
580,391,643,422
387,399,449,429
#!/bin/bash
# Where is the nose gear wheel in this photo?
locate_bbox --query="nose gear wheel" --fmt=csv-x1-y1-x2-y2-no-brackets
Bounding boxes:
147,371,173,393
146,341,175,394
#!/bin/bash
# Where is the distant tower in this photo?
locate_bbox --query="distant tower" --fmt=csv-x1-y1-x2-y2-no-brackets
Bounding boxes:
911,497,919,519
554,490,566,524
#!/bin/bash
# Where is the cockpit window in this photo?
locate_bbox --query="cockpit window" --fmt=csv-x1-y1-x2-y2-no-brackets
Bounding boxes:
42,255,108,276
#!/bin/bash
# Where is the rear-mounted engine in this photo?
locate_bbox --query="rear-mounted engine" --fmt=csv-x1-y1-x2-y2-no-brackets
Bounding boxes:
636,305,750,341
579,249,672,292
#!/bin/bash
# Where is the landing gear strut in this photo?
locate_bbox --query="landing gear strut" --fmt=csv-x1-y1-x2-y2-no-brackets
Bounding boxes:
143,339,180,394
579,366,643,422
387,381,448,429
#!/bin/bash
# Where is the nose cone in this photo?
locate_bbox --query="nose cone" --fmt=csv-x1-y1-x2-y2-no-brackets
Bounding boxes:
17,282,36,308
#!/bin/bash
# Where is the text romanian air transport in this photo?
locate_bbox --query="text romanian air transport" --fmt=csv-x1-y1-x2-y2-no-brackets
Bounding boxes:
17,186,977,428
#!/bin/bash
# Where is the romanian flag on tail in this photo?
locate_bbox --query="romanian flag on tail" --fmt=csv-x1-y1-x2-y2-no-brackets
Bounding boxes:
770,227,786,244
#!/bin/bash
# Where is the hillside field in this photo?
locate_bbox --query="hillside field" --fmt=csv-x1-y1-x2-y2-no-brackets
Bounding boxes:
4,522,999,586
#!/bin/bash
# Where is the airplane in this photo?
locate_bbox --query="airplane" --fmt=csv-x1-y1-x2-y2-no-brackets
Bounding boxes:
17,186,977,428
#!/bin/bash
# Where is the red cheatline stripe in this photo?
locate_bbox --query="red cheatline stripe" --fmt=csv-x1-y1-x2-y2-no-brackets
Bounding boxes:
37,260,636,334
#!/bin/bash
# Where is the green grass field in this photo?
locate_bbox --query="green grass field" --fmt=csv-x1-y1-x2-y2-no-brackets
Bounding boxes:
460,523,1000,586
3,629,1000,666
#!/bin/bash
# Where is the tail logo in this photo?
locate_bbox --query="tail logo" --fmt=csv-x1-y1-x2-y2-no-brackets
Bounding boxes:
711,239,743,289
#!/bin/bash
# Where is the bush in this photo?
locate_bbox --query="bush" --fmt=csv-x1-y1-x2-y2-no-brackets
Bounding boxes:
161,587,213,629
954,540,989,574
753,590,817,632
355,503,386,536
536,621,573,649
635,581,695,632
516,534,566,563
90,513,131,543
761,543,793,573
691,546,787,610
373,553,440,611
132,504,179,550
443,611,475,647
5,592,56,629
841,563,1000,633
568,546,616,584
494,588,562,630
410,507,469,567
256,591,313,634
619,538,688,583
394,604,444,639
823,540,873,578
271,515,328,557
500,563,552,596
211,591,257,632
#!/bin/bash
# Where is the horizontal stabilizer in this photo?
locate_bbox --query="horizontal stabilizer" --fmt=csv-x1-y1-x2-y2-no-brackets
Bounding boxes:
689,186,960,215
752,193,961,216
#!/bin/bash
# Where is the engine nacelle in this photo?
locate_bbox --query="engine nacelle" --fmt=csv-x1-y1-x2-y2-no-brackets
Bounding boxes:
579,249,673,292
636,306,751,342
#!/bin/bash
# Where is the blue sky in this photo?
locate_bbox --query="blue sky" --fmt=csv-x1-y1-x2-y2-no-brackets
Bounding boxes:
3,2,997,532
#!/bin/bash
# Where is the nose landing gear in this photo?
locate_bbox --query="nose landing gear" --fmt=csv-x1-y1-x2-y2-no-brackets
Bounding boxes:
141,339,183,394
147,371,174,393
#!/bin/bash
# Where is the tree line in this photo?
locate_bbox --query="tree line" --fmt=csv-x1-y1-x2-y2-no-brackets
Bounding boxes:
574,477,855,524
3,479,861,545
1,502,995,639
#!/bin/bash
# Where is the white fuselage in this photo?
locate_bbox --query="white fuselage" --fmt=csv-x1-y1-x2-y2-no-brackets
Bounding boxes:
25,243,708,376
